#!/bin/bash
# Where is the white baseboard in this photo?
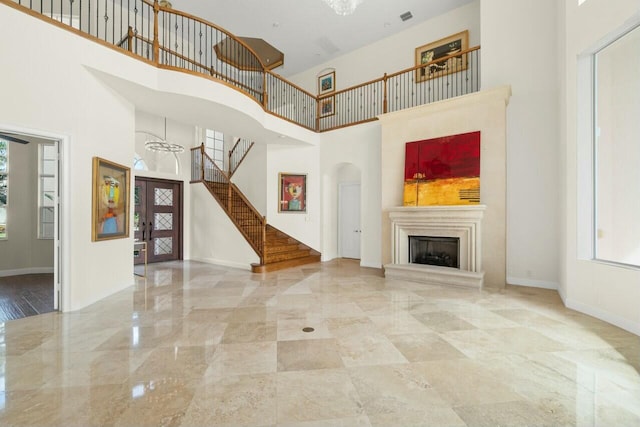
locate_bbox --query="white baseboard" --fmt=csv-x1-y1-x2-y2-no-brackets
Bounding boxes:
190,257,252,271
565,298,640,336
0,267,54,277
360,260,382,269
507,276,559,290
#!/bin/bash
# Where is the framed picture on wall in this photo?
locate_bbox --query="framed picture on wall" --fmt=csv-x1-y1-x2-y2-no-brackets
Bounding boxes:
279,173,307,213
318,70,335,95
319,96,335,117
415,30,469,82
92,157,130,241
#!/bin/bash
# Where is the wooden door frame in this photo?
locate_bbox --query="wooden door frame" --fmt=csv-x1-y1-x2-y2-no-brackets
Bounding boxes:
134,176,184,262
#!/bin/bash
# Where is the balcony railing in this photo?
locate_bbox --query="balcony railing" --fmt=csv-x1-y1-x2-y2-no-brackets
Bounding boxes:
3,0,480,133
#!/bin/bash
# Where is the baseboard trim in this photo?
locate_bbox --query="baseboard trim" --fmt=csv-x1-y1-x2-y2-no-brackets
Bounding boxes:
0,267,54,277
360,260,382,269
507,276,559,290
565,298,640,336
190,257,252,271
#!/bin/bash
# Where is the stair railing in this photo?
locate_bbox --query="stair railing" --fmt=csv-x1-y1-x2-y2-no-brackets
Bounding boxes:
3,0,481,133
228,137,255,178
191,144,265,262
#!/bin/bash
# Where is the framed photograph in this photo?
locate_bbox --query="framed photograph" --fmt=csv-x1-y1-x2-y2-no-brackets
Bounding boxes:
319,96,335,117
279,173,307,213
92,157,130,241
415,30,469,82
318,70,335,95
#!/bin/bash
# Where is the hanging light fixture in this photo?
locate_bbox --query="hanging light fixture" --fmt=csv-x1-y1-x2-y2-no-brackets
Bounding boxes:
323,0,364,16
144,118,184,153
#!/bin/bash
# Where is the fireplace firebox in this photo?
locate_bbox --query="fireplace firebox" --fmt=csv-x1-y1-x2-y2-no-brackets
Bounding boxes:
409,236,460,268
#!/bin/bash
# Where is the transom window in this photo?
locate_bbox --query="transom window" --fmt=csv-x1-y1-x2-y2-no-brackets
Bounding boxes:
205,129,224,170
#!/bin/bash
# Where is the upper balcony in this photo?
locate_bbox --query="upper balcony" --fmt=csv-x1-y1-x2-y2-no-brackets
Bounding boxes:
3,0,480,133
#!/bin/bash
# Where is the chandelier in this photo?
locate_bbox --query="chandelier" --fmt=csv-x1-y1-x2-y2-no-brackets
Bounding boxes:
323,0,364,16
143,118,184,153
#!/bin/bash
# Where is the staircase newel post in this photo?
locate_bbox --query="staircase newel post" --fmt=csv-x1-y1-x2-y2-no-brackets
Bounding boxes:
227,184,232,213
200,143,205,181
153,0,160,64
127,26,134,53
261,216,266,265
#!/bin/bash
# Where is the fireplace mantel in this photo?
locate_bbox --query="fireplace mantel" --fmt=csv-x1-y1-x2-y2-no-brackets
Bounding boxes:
384,205,486,288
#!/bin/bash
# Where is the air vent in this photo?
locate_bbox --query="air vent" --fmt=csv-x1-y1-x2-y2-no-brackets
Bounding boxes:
400,11,413,22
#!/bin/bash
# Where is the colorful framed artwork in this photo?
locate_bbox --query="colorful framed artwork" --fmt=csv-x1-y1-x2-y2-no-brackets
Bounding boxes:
279,173,307,213
415,30,469,82
403,131,480,206
319,96,335,117
318,70,335,95
92,157,130,241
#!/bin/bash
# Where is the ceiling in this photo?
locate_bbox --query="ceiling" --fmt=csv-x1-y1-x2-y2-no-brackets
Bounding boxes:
169,0,474,77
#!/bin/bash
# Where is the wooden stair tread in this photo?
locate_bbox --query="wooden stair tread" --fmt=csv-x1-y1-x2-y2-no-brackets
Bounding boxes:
251,253,321,273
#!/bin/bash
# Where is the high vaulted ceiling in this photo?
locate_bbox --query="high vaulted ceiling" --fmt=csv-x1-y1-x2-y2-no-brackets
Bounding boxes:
169,0,474,77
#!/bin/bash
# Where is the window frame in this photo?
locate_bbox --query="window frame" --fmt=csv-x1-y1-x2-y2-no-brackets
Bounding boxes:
0,139,7,240
205,129,225,171
592,24,640,269
37,142,56,240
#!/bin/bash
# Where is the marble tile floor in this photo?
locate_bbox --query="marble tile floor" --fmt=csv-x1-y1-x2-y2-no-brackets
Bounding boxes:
0,259,638,426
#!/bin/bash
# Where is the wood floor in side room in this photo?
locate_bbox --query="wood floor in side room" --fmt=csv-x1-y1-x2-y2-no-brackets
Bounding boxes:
0,273,54,321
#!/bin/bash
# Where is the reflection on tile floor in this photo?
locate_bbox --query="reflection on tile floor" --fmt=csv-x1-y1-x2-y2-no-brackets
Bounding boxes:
0,259,639,426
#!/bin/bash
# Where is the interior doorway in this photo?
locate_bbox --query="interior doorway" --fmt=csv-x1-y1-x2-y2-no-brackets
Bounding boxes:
0,129,61,320
134,177,183,264
339,182,361,259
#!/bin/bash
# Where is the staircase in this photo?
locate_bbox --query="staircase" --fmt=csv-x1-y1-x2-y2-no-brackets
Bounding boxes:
191,143,320,273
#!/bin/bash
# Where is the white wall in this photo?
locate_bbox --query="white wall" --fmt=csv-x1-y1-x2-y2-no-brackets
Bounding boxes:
481,0,561,290
562,0,640,335
320,122,381,268
288,2,481,93
0,141,54,274
266,144,321,251
0,4,136,311
232,142,268,214
189,184,259,269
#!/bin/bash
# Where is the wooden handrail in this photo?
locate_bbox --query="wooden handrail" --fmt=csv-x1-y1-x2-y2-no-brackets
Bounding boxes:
267,70,317,101
155,2,268,72
228,139,255,178
386,45,481,80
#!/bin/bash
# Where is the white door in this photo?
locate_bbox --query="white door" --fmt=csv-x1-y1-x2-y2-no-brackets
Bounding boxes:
339,183,361,259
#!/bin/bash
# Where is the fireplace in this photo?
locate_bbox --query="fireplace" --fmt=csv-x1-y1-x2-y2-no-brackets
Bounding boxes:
384,205,485,288
409,236,459,268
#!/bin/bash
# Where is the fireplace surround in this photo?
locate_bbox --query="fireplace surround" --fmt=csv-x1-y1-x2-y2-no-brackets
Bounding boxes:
384,205,485,288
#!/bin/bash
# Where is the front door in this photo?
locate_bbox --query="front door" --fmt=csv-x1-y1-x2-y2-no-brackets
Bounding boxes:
134,178,182,264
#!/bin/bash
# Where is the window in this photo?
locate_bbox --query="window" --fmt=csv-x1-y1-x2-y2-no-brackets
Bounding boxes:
0,140,7,239
205,129,224,170
594,25,640,268
38,143,56,239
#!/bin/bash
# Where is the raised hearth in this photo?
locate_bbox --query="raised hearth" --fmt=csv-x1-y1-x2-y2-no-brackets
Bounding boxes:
384,205,485,288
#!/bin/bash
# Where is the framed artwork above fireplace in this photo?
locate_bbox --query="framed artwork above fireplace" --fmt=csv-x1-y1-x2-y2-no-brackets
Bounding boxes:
403,131,480,206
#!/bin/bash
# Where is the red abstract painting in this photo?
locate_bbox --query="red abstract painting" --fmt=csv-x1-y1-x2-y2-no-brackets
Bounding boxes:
404,131,480,206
